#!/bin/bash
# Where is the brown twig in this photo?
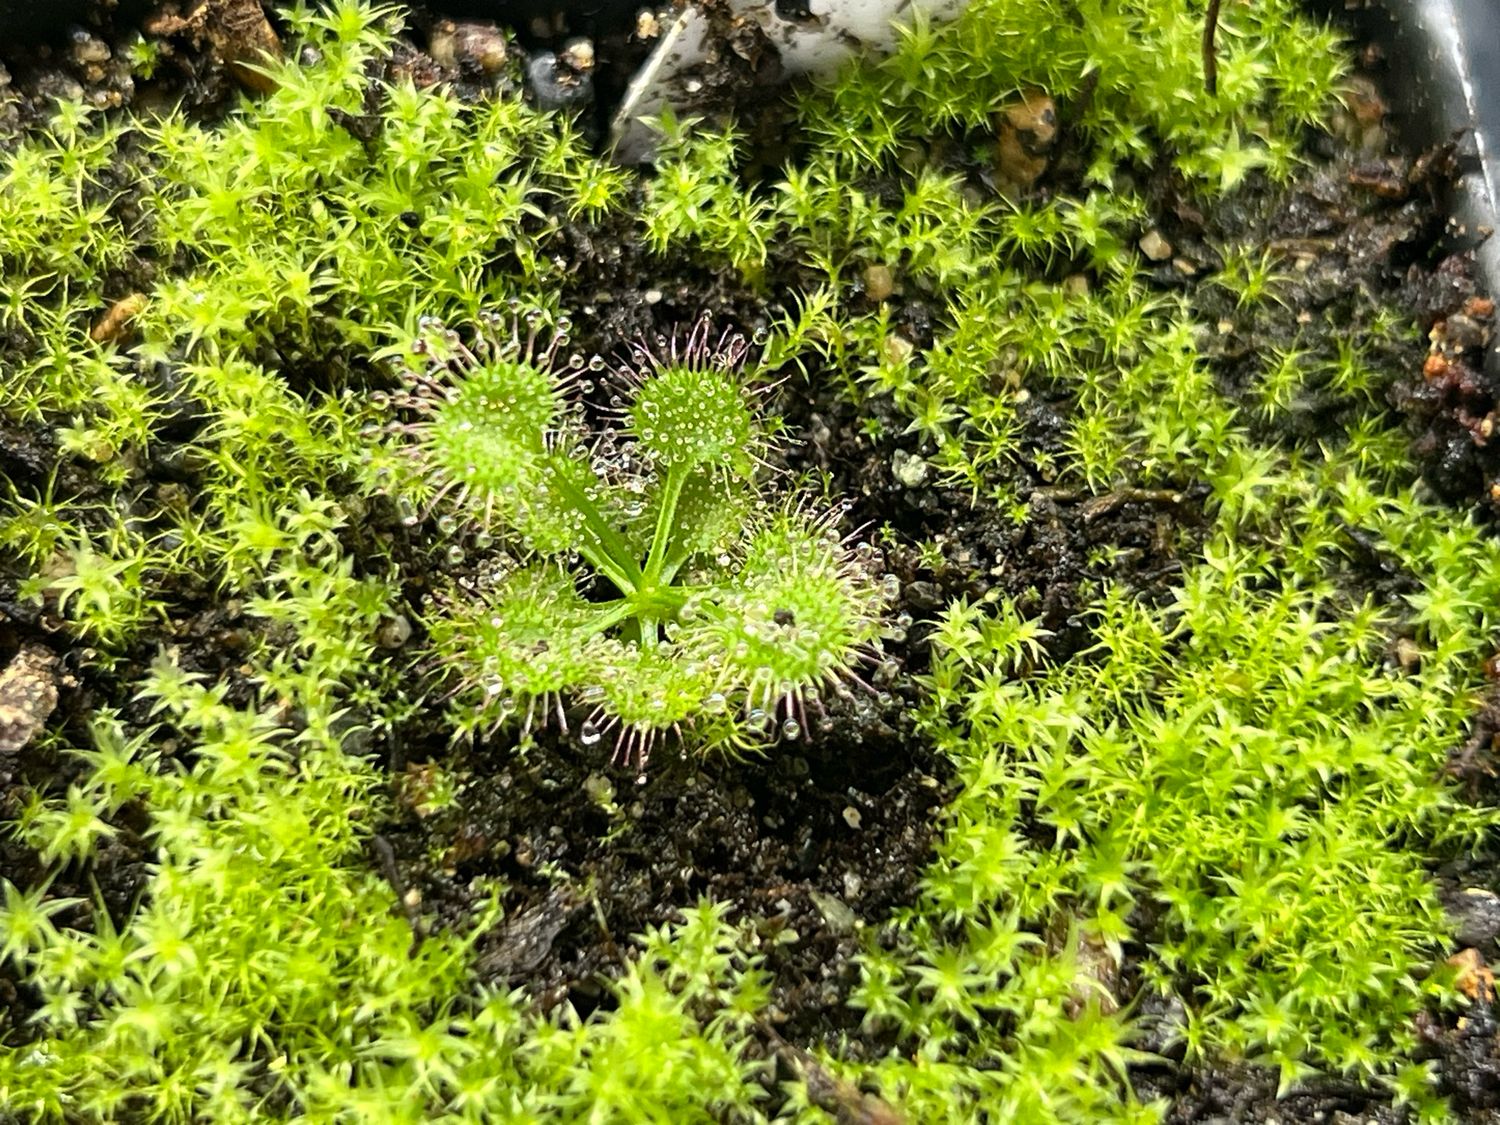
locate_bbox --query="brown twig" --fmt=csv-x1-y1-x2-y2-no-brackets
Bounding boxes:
372,833,426,954
1079,488,1184,522
757,1018,905,1125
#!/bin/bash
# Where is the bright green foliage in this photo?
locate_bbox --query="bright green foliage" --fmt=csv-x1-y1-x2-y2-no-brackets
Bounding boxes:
0,0,625,653
399,317,887,754
799,0,1345,187
642,112,773,282
520,901,771,1118
0,0,1492,1119
639,0,1351,496
0,674,771,1120
857,462,1500,1119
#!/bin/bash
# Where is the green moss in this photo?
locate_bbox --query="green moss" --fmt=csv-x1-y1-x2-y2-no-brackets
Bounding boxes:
0,0,1490,1120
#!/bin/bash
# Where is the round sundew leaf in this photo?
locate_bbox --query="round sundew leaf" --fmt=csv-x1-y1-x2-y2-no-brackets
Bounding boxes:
420,358,562,510
691,510,883,709
595,643,714,732
426,563,604,734
589,642,758,761
628,364,756,475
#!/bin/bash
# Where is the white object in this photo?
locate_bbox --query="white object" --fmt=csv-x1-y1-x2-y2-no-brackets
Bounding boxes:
610,0,969,161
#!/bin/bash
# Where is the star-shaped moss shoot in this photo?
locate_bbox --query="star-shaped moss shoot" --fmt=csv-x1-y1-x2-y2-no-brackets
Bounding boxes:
390,311,891,766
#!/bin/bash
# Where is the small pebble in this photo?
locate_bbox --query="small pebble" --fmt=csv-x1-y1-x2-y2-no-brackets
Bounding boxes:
0,646,61,755
1138,229,1173,262
558,38,594,74
1393,636,1421,672
527,47,594,112
891,448,930,488
1336,74,1388,151
863,263,894,301
1446,887,1500,949
69,30,111,66
1435,312,1489,351
884,334,914,364
995,89,1056,191
808,891,857,936
429,20,508,75
376,614,413,649
842,806,863,829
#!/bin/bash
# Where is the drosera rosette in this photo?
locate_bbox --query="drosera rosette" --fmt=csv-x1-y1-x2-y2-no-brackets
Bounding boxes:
382,307,896,766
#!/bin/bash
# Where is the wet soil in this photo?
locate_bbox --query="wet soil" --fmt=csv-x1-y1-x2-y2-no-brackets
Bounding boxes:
5,2,1500,1120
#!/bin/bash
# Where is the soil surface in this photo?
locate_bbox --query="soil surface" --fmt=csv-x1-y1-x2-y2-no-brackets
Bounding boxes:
5,2,1500,1121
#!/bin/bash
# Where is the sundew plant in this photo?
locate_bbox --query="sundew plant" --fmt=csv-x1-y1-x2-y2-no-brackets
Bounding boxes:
387,312,888,758
1,0,1499,1120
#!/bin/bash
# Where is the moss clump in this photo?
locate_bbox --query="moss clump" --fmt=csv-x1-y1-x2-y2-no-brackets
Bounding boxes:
0,0,1493,1120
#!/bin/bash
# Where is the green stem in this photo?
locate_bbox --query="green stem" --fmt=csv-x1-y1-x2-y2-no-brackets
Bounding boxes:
659,541,702,587
575,541,637,601
547,465,643,591
583,601,635,636
643,465,687,588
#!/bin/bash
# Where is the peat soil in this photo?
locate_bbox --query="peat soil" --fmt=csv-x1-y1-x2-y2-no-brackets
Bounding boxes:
4,4,1500,1121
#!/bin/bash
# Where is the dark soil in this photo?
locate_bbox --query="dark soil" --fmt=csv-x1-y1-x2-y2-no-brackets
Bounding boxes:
5,2,1500,1121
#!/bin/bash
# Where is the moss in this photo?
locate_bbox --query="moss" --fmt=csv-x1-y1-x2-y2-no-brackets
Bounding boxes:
0,0,1489,1120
